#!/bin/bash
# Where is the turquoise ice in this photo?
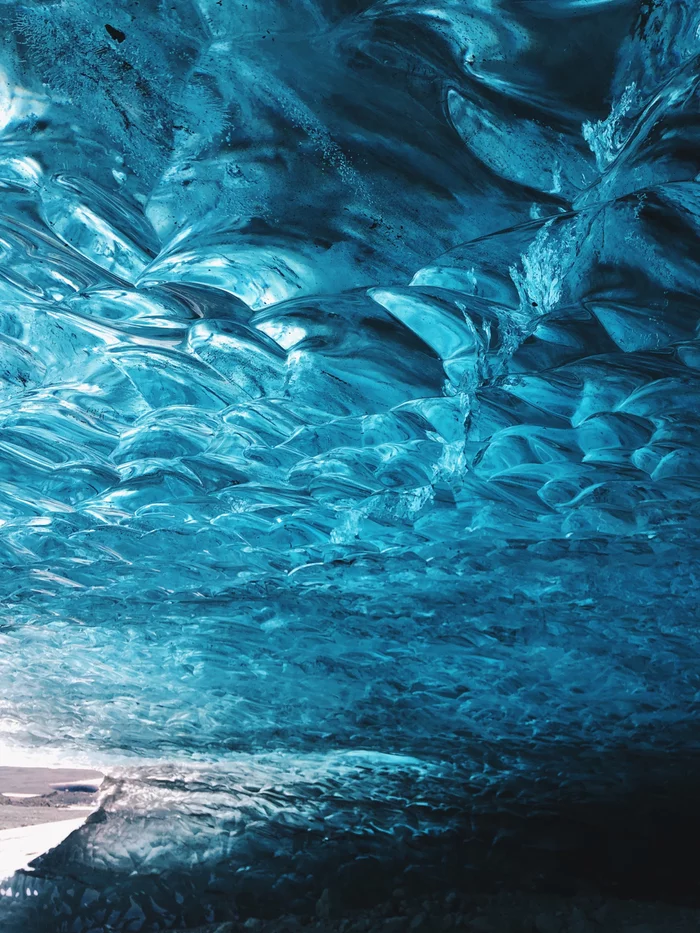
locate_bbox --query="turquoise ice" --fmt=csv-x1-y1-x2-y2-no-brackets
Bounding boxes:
1,0,700,929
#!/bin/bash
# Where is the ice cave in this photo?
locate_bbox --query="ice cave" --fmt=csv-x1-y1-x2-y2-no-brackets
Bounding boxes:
1,0,700,931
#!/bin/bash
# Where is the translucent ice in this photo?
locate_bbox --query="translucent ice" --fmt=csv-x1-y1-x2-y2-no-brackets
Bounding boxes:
1,0,700,929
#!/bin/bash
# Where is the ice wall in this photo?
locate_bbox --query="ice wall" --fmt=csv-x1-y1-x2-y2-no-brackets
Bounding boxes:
1,0,700,929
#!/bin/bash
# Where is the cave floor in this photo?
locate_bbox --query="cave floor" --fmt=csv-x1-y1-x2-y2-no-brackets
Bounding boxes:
177,892,700,933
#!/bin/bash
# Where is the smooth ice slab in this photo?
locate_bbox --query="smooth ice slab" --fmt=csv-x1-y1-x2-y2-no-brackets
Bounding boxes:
0,817,92,882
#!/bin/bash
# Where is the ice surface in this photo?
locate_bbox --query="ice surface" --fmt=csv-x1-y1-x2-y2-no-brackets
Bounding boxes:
1,0,700,929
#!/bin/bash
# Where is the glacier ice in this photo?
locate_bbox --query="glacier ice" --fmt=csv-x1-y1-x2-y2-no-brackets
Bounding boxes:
1,0,700,929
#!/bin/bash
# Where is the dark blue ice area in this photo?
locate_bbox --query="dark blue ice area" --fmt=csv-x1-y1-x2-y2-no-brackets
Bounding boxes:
1,0,700,929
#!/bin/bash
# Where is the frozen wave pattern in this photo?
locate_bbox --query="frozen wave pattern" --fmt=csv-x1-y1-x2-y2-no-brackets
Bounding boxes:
1,0,700,929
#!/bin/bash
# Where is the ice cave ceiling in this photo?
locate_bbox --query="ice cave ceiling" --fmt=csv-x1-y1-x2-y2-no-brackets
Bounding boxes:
1,0,700,929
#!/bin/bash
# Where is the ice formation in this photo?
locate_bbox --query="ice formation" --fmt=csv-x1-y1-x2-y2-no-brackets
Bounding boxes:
1,0,700,929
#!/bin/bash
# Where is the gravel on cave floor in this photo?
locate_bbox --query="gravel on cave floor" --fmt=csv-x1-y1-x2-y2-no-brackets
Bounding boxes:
175,890,700,933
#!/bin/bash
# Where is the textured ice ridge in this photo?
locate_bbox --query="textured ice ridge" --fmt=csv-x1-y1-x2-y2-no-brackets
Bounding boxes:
1,0,700,929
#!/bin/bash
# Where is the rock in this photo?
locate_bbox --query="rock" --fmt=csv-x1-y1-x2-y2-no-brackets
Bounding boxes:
316,888,332,920
469,918,495,933
382,918,408,933
535,912,564,933
409,912,427,931
568,906,589,933
243,921,262,932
